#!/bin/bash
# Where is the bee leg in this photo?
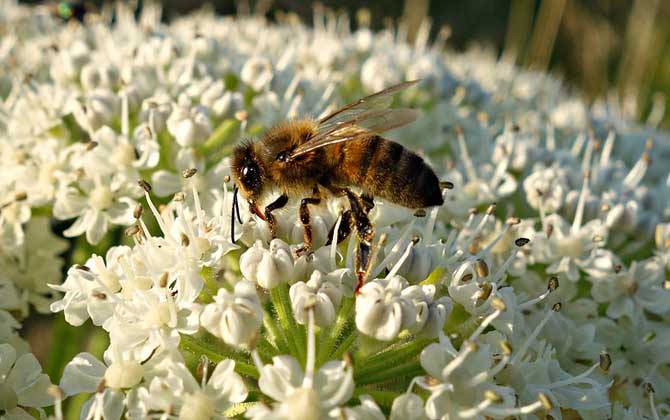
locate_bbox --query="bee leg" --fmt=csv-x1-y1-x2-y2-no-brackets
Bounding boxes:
360,193,375,214
264,194,289,238
341,190,375,294
325,210,353,246
296,189,322,256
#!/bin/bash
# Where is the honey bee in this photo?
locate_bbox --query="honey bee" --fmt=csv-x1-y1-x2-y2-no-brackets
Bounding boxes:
231,81,445,291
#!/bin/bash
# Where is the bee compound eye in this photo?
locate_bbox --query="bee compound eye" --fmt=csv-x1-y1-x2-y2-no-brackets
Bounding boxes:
276,151,289,162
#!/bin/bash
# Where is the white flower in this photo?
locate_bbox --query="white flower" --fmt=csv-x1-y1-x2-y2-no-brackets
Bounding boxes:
240,239,294,289
289,270,343,326
523,163,569,213
53,175,139,244
240,57,274,91
0,343,53,418
166,96,212,147
251,356,354,420
355,275,416,341
390,393,428,420
201,280,263,348
130,359,247,419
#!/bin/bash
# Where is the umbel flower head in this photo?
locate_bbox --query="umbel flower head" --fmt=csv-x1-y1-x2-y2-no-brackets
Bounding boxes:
1,1,670,419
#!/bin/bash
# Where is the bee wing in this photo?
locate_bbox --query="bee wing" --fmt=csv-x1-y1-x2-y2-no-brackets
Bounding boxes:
289,80,420,159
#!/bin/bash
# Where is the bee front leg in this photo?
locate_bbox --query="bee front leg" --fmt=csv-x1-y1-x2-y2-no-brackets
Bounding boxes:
264,194,289,238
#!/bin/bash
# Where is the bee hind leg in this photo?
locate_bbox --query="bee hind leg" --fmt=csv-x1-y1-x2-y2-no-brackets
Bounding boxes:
343,190,375,294
325,210,353,246
264,194,289,238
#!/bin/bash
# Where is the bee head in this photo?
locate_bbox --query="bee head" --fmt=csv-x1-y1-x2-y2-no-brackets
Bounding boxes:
231,141,265,203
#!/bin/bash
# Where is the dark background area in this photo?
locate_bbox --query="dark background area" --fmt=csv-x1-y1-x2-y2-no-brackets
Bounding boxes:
25,0,670,123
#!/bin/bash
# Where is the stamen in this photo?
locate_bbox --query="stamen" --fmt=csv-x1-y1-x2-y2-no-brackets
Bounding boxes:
369,221,414,278
463,204,496,253
330,213,343,270
385,238,414,279
599,131,615,167
645,383,660,420
570,132,586,157
456,126,477,181
48,385,64,420
571,172,589,234
542,362,601,390
457,399,492,418
519,277,558,309
251,349,265,373
303,304,316,388
482,399,544,416
623,148,650,188
470,298,504,341
492,239,528,284
442,340,477,379
511,306,557,365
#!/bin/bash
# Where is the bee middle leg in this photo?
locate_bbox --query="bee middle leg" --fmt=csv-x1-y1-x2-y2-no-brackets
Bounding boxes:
296,187,322,256
264,194,289,238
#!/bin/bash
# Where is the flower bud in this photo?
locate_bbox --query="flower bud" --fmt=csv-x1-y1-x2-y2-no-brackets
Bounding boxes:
240,239,294,289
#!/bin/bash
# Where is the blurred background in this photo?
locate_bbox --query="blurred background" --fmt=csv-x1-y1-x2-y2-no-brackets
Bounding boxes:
26,0,670,127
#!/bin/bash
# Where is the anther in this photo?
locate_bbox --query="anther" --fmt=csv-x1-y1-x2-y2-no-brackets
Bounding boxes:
440,181,454,189
491,296,506,312
475,259,489,277
180,233,190,247
159,272,168,288
14,191,27,201
515,237,530,247
174,192,185,202
599,351,612,372
506,217,520,225
614,264,622,273
182,168,198,178
484,390,503,403
552,302,562,312
548,276,559,291
486,203,497,215
500,340,513,355
414,209,427,217
538,393,552,410
133,204,143,219
86,141,98,151
125,225,140,236
643,382,655,394
75,264,90,272
138,179,152,192
223,175,231,183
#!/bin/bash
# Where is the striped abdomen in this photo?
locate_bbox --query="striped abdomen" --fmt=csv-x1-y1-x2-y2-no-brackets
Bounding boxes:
331,135,444,208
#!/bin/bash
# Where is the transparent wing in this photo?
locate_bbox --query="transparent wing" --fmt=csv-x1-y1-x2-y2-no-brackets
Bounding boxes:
289,80,420,158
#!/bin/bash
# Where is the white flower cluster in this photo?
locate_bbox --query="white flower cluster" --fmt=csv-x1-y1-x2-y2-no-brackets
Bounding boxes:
1,1,670,419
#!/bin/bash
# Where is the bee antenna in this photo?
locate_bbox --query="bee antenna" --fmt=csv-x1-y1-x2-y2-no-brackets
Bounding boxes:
231,186,239,243
234,191,243,224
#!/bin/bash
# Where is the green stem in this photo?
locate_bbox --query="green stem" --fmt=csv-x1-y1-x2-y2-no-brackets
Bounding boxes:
317,297,354,365
200,118,239,157
270,284,306,365
354,360,424,386
199,267,220,303
256,335,280,360
179,334,258,379
355,338,432,378
331,329,358,361
263,311,290,354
